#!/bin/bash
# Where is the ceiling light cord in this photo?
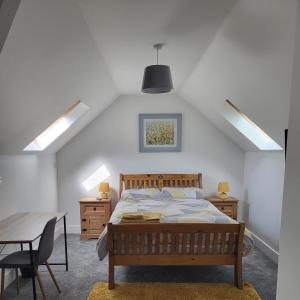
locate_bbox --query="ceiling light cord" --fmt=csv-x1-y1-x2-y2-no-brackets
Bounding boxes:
153,43,163,65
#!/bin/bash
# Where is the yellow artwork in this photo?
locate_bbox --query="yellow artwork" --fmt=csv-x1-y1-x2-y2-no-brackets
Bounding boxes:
139,113,182,152
146,121,175,145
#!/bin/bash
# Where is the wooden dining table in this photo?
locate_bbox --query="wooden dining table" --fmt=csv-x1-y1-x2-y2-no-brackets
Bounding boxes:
0,212,68,300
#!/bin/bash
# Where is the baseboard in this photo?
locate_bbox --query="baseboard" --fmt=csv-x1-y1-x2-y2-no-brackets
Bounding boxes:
250,231,279,264
2,226,63,289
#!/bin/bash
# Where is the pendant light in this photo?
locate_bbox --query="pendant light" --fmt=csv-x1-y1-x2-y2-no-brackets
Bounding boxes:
142,43,173,93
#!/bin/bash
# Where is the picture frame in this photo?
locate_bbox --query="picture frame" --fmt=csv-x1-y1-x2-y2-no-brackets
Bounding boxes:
139,113,182,152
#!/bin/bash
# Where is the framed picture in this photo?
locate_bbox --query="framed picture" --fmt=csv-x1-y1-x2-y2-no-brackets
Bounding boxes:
139,113,182,152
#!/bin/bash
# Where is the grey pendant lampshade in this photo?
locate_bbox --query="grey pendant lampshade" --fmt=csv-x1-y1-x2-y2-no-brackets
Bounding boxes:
142,44,173,94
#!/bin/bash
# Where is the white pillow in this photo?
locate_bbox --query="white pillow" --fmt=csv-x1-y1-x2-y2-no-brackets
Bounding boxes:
121,188,161,200
161,187,204,199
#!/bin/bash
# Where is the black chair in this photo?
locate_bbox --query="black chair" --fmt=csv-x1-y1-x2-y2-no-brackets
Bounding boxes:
0,217,61,300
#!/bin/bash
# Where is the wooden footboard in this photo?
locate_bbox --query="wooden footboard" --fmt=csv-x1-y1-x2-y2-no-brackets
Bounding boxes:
107,222,245,289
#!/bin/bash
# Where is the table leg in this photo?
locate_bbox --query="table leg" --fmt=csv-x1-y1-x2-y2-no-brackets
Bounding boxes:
29,242,37,300
63,215,69,271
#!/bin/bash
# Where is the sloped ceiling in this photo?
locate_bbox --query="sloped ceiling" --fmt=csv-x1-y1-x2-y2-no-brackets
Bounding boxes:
181,0,297,150
0,0,118,154
0,0,297,154
0,0,20,53
79,0,237,94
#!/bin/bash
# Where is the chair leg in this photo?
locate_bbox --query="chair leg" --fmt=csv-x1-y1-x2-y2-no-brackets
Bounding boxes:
1,269,5,300
45,262,61,293
33,267,47,300
108,256,115,289
15,268,19,294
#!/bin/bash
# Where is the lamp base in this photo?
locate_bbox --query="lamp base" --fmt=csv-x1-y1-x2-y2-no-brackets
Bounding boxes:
100,192,108,199
219,192,228,200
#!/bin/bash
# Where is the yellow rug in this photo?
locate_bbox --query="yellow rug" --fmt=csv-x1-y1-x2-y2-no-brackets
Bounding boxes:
88,282,261,300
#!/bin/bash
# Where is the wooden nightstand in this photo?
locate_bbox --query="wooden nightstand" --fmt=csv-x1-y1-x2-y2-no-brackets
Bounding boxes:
79,197,112,240
206,196,238,220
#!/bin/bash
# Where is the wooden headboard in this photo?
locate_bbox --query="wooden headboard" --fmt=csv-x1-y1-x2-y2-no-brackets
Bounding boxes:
119,173,202,197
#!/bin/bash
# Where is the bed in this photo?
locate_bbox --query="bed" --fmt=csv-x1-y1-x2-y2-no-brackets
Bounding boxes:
97,173,253,289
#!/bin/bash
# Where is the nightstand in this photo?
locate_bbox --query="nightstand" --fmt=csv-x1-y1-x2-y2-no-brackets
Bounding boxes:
206,196,238,220
79,197,112,240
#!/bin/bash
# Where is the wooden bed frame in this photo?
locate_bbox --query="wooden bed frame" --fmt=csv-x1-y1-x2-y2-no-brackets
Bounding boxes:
107,173,245,289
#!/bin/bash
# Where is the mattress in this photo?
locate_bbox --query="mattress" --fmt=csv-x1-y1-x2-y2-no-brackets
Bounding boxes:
96,197,253,260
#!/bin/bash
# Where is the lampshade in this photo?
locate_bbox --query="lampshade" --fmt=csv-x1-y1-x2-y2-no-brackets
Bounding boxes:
218,182,230,193
142,64,173,94
99,182,109,193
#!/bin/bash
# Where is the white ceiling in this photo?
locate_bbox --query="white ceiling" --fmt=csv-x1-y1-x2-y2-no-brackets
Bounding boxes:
0,0,297,154
80,0,237,94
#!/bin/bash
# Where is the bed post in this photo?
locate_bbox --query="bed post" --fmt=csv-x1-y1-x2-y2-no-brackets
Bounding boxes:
107,223,115,289
119,174,124,199
235,222,245,289
198,173,202,188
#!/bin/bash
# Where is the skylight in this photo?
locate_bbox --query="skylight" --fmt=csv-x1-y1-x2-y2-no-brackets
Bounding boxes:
222,100,282,151
23,100,89,151
82,165,111,191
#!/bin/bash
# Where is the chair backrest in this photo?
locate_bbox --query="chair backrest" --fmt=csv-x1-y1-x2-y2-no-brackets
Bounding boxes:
36,217,57,264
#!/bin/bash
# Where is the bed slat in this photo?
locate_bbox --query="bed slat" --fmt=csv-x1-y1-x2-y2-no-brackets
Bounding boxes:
197,233,203,255
140,233,145,255
220,233,226,255
182,233,187,255
155,233,160,254
213,233,219,255
190,233,195,255
148,233,153,255
205,233,210,255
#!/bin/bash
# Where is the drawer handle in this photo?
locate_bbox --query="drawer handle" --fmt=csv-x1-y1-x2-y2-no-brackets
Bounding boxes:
82,218,86,222
82,229,87,232
103,224,105,227
93,207,96,211
221,207,225,210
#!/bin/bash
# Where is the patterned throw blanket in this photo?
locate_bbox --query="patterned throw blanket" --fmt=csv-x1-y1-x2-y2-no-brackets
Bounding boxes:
97,197,253,260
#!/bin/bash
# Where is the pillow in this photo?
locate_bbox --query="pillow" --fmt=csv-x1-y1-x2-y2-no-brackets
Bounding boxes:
121,188,161,200
161,187,204,199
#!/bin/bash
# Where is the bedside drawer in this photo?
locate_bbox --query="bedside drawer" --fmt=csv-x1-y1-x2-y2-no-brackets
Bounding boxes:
206,197,238,220
84,205,105,213
82,219,107,230
213,204,236,219
80,198,112,239
215,204,233,212
84,212,106,220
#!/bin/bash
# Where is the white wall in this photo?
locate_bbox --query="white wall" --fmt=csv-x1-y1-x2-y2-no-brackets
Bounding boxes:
57,94,245,229
0,154,58,288
243,152,285,258
181,0,297,150
0,154,58,221
277,1,300,298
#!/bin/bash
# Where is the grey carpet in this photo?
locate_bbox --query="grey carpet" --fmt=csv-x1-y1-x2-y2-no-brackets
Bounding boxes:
3,234,277,300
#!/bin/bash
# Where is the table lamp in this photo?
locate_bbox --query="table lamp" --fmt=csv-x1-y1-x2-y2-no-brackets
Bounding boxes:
99,182,109,199
218,182,230,200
